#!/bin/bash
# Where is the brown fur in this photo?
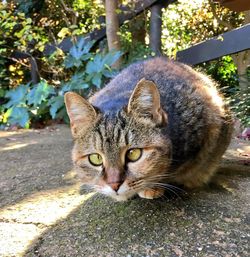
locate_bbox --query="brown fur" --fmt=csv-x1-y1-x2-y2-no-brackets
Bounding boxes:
65,57,233,201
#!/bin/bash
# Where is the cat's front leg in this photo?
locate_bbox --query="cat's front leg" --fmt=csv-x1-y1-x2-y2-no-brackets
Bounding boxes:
138,188,164,199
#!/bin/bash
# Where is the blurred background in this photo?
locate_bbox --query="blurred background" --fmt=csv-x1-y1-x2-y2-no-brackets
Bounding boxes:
0,0,249,131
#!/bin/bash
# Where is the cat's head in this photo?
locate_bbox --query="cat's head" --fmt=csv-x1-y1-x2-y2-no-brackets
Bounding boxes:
64,79,172,201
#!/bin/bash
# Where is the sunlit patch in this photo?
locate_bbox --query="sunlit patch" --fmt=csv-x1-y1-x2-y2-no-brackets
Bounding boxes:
0,184,95,257
0,222,41,257
206,86,224,109
198,72,225,114
0,142,36,151
0,130,31,139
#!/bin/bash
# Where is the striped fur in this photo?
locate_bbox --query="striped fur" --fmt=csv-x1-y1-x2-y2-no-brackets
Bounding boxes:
65,57,233,201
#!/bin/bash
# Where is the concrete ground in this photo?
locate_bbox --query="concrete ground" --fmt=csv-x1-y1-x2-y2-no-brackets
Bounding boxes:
0,125,249,257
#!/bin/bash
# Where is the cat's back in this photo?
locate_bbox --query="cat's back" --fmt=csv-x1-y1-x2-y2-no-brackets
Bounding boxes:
89,57,224,118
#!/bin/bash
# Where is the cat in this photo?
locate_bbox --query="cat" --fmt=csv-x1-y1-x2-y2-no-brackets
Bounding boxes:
64,57,233,201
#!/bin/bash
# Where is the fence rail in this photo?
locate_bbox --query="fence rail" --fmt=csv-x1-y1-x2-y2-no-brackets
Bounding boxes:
176,23,250,65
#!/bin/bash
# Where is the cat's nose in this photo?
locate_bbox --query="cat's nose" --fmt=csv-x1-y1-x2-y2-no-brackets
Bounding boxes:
109,182,121,192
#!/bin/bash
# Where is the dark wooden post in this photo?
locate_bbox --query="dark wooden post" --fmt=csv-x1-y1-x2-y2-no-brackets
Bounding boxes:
11,51,40,84
150,3,163,55
29,56,40,84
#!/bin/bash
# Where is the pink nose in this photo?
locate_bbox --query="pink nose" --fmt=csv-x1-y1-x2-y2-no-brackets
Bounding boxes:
109,182,121,192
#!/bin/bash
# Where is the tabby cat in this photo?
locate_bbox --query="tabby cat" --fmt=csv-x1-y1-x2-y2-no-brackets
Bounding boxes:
65,57,233,201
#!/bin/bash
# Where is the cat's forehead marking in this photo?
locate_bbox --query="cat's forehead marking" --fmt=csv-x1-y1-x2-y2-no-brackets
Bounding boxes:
106,120,113,130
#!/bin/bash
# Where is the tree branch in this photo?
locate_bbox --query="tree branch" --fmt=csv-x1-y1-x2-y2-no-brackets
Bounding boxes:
59,0,78,25
209,0,232,29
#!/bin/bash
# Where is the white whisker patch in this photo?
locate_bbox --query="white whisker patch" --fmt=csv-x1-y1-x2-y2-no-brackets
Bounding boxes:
100,185,115,196
96,182,137,201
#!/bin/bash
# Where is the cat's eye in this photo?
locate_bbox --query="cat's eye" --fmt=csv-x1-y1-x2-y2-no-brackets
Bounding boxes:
126,148,142,162
88,153,103,166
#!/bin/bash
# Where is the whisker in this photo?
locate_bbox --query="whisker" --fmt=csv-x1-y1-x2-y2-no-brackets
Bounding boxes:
137,183,181,200
157,186,181,198
153,182,186,194
146,174,175,178
140,173,177,181
147,187,170,201
144,182,183,199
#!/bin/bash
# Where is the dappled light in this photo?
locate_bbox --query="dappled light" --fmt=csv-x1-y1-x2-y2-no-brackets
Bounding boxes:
0,130,39,151
0,130,33,139
0,184,95,257
223,139,250,163
1,142,37,151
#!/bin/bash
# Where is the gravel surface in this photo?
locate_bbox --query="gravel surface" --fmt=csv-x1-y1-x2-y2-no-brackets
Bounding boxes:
0,125,249,257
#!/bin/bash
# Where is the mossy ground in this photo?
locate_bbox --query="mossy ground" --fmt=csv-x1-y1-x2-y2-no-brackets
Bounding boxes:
0,125,249,257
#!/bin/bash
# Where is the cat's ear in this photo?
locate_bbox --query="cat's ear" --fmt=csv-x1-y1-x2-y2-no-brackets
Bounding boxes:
64,92,97,137
127,79,167,125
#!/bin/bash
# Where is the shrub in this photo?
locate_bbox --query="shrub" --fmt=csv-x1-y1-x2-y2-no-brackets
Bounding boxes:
200,56,250,126
1,38,122,128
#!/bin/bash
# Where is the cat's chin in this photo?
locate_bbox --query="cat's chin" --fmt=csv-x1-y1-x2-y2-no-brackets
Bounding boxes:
110,194,133,202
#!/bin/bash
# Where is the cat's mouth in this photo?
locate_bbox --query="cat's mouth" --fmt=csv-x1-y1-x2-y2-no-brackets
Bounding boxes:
95,182,137,201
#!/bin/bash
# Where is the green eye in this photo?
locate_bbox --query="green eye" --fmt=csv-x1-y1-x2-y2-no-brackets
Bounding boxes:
126,148,142,162
88,153,103,166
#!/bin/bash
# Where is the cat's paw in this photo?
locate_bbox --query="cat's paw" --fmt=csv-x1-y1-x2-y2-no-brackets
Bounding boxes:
138,188,164,199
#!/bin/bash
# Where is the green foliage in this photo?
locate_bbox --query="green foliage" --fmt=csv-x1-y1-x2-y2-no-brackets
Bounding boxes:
229,70,250,126
231,91,250,126
15,0,45,16
7,107,30,128
122,40,155,64
2,81,54,127
119,25,155,64
4,84,29,108
64,38,94,68
1,38,122,128
200,56,250,126
1,0,249,128
201,56,238,95
0,8,48,53
27,81,55,106
0,4,49,90
161,0,247,125
162,0,244,57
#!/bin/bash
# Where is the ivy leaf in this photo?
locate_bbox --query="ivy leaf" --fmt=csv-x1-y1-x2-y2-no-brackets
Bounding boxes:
81,53,92,61
70,37,94,59
60,81,89,93
0,88,5,97
102,51,122,67
8,106,29,127
64,56,81,68
4,84,29,108
61,83,71,93
27,81,55,106
102,69,118,78
56,107,69,123
64,37,94,68
69,82,89,90
92,73,102,88
65,72,89,90
86,51,122,76
86,54,103,74
49,95,65,119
